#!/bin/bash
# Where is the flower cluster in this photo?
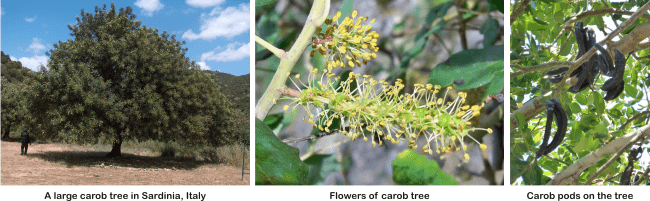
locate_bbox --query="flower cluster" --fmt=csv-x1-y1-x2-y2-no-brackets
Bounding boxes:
310,10,380,71
282,68,491,161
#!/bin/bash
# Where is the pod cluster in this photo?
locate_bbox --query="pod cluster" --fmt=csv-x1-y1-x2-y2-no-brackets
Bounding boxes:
546,21,626,101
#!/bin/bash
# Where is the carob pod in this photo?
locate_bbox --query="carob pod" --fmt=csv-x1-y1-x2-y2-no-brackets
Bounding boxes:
594,44,614,76
603,84,624,101
546,67,569,84
567,23,599,93
535,98,568,158
541,98,567,156
602,49,626,101
601,49,626,91
620,147,642,185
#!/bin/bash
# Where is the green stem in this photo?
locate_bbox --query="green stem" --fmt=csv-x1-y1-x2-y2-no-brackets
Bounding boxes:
255,35,286,59
255,0,330,120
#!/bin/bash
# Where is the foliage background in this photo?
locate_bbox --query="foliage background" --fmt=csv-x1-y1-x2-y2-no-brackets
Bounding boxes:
510,0,650,185
256,0,504,185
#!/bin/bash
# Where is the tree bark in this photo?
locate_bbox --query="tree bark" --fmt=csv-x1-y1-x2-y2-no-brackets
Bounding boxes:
2,124,11,139
106,130,123,157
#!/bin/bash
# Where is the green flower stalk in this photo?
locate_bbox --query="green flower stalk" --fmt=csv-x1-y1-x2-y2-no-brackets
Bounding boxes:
310,10,380,72
281,69,491,161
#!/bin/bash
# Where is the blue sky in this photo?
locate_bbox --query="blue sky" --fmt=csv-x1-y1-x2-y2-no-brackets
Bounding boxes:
1,0,250,76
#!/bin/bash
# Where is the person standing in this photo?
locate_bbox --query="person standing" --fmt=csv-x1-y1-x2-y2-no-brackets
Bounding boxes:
20,128,31,155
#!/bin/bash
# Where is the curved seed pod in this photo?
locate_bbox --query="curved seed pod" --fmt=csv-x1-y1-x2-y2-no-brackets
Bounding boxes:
536,100,556,158
568,22,600,93
547,67,569,76
574,21,588,59
548,74,565,84
602,49,626,92
604,83,624,101
594,44,614,76
541,98,568,156
547,67,569,84
570,55,598,93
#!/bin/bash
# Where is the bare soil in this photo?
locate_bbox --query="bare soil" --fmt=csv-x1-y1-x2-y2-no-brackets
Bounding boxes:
1,139,249,185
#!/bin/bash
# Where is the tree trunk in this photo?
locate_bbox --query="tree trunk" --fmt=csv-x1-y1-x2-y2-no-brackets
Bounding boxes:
106,131,123,157
2,124,11,139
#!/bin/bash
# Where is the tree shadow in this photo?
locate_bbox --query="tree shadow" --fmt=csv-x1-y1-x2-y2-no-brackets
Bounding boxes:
1,136,53,144
26,151,206,170
1,137,21,143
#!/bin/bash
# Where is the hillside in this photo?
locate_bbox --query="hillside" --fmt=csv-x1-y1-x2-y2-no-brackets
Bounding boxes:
1,51,34,83
204,70,250,115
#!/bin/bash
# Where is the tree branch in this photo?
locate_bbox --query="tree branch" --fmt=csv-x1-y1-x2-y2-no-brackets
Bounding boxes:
255,0,330,120
510,0,531,25
633,165,650,185
511,157,537,185
547,124,650,185
583,137,640,185
618,111,650,131
255,35,287,59
282,127,345,144
511,61,573,78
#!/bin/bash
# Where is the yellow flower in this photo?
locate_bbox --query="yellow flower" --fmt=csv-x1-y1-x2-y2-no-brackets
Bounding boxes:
310,10,380,69
281,69,491,160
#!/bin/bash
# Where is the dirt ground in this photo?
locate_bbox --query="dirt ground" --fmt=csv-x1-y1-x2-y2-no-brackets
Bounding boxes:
1,139,249,185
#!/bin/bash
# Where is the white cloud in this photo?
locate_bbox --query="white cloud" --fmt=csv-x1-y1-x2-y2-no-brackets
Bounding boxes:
182,3,249,41
134,0,164,17
200,42,249,62
196,61,210,70
18,55,49,71
186,0,225,8
10,56,18,61
25,15,37,22
27,38,47,54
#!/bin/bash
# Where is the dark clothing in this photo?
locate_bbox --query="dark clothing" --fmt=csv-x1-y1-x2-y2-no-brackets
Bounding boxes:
21,143,28,155
20,131,30,143
20,131,30,155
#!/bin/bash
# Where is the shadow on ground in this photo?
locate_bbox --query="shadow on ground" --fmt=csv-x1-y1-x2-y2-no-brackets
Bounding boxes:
1,137,22,143
26,151,207,170
1,136,52,144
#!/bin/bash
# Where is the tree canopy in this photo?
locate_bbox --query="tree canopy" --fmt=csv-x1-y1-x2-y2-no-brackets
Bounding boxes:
1,52,33,139
25,3,237,157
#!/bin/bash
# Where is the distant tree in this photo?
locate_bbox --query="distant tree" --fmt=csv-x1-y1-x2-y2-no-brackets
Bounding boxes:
26,3,236,157
1,76,28,139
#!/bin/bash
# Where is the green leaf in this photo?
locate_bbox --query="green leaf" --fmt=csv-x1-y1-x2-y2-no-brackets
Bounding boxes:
392,150,458,185
255,0,279,7
480,18,499,47
304,154,343,185
255,118,309,185
515,112,527,131
523,160,546,185
575,94,587,105
263,113,284,130
569,102,581,114
487,0,504,13
425,2,454,25
593,91,605,115
624,83,637,97
429,60,504,93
